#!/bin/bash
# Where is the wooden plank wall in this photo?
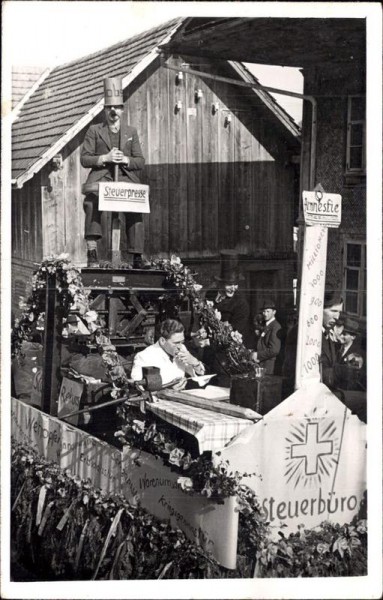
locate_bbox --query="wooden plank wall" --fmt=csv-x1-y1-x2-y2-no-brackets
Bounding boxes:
12,178,43,263
12,54,296,267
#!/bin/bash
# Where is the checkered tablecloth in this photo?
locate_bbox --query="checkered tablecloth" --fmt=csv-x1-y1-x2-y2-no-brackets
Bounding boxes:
147,398,253,453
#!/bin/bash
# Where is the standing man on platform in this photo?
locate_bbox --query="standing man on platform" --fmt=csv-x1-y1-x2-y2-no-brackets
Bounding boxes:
81,77,145,267
250,300,282,375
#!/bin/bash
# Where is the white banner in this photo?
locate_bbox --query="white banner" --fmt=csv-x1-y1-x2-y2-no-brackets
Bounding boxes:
121,447,239,570
218,383,366,536
98,181,150,213
11,399,121,494
58,377,84,426
11,398,236,566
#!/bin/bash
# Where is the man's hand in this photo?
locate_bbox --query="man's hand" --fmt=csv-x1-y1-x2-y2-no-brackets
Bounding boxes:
175,347,201,367
250,351,259,363
103,148,130,165
172,377,187,391
346,353,364,368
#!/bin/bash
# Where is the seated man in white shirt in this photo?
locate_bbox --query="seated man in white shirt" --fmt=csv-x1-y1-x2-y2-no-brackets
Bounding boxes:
130,319,205,391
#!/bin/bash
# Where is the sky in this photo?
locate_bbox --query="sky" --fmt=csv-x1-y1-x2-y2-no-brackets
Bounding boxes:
3,1,303,123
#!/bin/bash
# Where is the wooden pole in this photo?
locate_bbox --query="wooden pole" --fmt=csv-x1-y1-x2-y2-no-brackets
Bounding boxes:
42,273,61,415
111,163,121,265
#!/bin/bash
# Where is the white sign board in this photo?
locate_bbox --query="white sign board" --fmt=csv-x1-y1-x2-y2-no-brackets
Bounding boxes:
303,190,342,227
218,384,366,536
30,367,43,407
58,377,83,426
98,181,150,213
122,447,239,570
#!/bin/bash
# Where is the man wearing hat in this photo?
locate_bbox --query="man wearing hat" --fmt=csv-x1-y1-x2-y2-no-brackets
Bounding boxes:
282,289,343,393
250,300,282,375
81,77,145,267
337,316,364,368
206,250,250,342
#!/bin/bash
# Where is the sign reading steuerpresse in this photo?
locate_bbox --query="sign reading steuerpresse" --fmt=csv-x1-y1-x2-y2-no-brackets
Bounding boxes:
98,181,150,213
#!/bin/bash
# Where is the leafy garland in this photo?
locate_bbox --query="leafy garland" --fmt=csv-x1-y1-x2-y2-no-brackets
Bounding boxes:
11,441,223,580
11,441,368,580
11,254,257,501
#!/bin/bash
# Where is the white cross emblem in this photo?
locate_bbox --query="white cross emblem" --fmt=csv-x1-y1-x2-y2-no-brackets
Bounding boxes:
291,422,333,475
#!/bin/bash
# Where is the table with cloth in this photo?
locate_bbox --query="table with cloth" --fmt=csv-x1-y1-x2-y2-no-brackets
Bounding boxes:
147,397,253,453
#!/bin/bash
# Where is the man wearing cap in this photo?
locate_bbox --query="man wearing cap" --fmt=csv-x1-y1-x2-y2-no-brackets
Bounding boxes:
81,77,145,267
337,316,364,368
250,300,282,375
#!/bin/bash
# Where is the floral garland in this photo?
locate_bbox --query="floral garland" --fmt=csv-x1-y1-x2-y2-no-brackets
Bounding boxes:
11,441,223,580
115,403,255,501
149,255,255,375
11,441,368,580
11,254,257,502
11,254,130,397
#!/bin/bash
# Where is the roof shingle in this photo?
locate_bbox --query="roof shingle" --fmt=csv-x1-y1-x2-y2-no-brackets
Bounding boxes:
12,19,181,182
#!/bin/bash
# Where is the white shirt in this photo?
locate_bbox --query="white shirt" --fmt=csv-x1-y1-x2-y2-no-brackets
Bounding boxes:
131,341,202,386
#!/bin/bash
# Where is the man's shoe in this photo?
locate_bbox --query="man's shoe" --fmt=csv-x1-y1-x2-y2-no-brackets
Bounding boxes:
87,248,99,268
132,254,151,269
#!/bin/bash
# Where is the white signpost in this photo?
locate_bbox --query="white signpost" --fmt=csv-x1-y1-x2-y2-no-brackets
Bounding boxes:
295,187,342,389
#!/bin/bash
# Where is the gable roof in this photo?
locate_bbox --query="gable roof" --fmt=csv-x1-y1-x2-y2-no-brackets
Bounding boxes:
12,18,183,187
12,66,48,110
12,17,301,189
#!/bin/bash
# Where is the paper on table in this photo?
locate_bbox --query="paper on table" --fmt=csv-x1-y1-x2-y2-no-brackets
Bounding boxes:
184,385,230,400
189,373,216,387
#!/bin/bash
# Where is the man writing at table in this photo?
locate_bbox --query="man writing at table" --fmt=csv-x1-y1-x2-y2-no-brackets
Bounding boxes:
131,319,205,391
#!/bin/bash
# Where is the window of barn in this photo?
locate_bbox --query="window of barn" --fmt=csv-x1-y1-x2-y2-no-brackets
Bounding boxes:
343,240,366,318
346,96,366,174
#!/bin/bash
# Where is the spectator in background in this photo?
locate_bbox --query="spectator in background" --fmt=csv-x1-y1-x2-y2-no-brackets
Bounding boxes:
337,316,364,368
205,250,250,344
250,300,282,375
334,316,366,391
282,289,343,393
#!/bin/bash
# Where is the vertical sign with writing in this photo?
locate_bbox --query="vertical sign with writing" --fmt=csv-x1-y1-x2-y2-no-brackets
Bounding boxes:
58,377,83,426
295,189,342,389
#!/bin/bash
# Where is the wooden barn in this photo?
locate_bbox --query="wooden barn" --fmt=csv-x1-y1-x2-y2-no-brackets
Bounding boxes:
11,18,300,320
163,17,367,326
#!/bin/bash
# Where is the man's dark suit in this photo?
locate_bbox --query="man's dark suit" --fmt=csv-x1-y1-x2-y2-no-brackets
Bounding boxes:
205,290,250,342
282,326,340,391
256,319,282,375
80,121,145,250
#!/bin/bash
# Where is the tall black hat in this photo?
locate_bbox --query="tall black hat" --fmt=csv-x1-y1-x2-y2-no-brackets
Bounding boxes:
214,250,245,284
